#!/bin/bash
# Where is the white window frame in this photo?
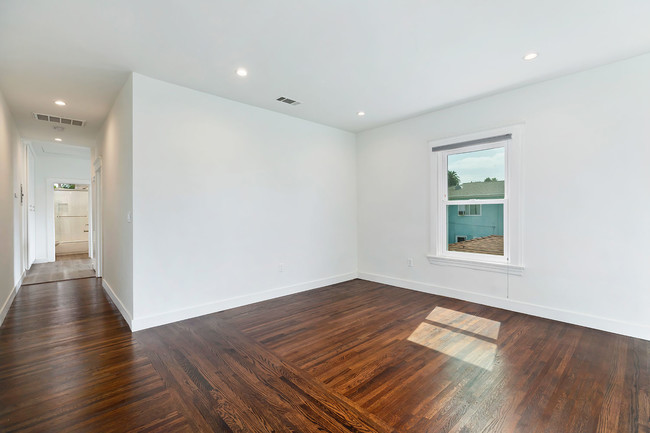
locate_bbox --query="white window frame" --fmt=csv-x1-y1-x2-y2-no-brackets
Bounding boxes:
457,204,481,216
427,125,524,275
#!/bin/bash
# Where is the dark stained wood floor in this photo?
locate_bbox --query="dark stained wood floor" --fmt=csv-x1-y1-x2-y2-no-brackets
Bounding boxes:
1,278,648,432
0,278,191,432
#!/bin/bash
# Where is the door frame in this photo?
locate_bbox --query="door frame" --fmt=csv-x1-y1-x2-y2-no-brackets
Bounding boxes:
25,142,35,270
92,157,103,277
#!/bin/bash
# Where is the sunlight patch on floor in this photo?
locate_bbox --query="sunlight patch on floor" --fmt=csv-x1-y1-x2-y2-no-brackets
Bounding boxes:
408,307,500,370
426,306,500,340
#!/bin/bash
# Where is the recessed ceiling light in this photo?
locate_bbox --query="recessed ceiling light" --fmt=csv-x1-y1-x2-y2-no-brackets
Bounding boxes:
357,111,366,116
236,67,248,77
54,138,62,142
523,52,538,61
54,100,66,106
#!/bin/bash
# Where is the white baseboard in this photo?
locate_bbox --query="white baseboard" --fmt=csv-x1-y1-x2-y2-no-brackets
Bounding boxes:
358,271,650,341
0,271,25,327
131,271,358,332
101,279,133,330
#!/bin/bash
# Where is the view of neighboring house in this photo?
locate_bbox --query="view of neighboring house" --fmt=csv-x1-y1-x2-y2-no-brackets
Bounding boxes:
447,180,504,255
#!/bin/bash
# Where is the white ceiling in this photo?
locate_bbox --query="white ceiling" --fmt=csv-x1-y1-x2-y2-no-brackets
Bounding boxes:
2,0,650,147
31,141,91,160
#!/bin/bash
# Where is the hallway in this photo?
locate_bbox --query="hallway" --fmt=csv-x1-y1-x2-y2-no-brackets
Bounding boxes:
21,254,95,285
0,278,190,432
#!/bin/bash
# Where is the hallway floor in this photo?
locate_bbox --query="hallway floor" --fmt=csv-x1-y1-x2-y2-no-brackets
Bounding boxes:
0,278,189,432
22,254,95,285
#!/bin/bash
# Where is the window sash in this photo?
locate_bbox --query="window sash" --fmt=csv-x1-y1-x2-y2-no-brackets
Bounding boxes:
441,142,508,201
449,199,503,205
438,141,510,262
446,203,506,258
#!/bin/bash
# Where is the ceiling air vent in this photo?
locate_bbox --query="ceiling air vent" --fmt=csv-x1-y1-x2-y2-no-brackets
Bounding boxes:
33,113,86,127
276,96,301,106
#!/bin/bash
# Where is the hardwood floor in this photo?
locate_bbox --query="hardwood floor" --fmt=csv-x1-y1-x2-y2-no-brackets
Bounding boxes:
0,278,191,432
1,278,648,432
55,253,92,261
22,255,95,285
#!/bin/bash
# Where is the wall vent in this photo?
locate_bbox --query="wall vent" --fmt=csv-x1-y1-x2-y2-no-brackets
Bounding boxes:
33,113,85,127
276,96,301,106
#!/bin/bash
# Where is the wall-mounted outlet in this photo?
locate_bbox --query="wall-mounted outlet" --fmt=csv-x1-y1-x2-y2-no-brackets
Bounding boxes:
407,257,414,267
279,263,284,273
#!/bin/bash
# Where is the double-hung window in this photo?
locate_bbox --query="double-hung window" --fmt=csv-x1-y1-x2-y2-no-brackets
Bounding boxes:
428,126,523,274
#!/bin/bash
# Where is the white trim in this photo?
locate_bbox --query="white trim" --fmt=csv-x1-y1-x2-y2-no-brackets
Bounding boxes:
21,141,29,274
438,248,508,265
131,272,358,332
33,258,49,264
46,177,91,262
26,143,36,269
0,271,25,327
450,199,504,205
101,279,133,330
358,272,650,341
91,159,102,277
427,254,524,275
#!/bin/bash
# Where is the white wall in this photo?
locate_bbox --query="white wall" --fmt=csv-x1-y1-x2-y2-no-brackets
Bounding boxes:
131,74,357,330
357,53,650,340
0,89,24,326
12,112,25,292
31,145,90,262
96,76,134,323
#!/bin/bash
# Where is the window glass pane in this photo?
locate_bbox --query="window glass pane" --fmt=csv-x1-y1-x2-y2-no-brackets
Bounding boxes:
448,147,505,200
447,204,503,256
458,204,481,216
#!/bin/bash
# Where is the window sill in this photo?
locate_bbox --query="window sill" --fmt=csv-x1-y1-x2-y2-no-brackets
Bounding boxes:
426,254,524,275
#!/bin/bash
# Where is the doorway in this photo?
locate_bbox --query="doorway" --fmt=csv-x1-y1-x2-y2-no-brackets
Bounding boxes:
54,183,90,258
22,181,96,285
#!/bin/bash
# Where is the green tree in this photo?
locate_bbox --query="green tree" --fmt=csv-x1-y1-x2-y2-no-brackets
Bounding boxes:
484,177,497,182
448,170,460,187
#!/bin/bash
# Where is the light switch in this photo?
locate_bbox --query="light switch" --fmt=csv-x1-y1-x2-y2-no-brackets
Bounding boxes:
127,211,132,223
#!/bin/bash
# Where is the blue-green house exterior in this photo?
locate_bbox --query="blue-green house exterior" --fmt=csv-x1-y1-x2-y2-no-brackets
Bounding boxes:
447,181,504,244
